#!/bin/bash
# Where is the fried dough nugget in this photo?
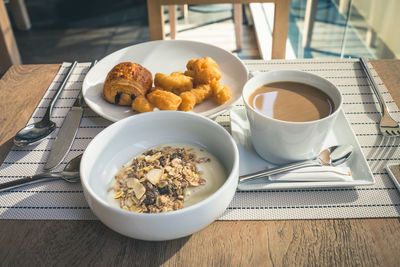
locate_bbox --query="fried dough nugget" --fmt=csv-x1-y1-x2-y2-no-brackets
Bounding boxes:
192,84,212,103
131,95,154,113
179,84,213,111
148,86,163,93
154,72,193,94
185,57,222,85
210,80,231,105
179,92,196,111
184,70,195,79
147,89,182,110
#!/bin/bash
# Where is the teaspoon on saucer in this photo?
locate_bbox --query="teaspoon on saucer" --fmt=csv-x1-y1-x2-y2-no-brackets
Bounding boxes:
239,144,353,183
13,61,77,147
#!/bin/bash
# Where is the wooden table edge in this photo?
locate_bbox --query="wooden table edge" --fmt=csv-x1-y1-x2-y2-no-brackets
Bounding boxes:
0,64,61,162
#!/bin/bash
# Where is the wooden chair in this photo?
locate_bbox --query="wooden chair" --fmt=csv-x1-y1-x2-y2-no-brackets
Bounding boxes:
168,4,243,51
147,0,290,59
0,0,22,74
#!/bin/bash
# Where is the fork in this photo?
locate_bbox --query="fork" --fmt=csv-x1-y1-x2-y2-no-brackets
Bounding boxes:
359,57,400,137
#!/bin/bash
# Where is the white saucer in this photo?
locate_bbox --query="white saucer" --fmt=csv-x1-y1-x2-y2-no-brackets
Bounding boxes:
386,163,400,191
231,108,375,190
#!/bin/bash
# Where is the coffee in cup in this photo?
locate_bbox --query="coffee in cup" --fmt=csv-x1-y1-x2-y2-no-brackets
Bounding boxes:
242,70,343,164
248,81,335,122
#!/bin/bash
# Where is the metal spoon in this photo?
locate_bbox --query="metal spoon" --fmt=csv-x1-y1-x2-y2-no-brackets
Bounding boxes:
13,61,78,147
0,154,81,192
239,145,353,183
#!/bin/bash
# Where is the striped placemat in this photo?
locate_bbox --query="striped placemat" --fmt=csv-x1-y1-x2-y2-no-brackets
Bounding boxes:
1,59,399,220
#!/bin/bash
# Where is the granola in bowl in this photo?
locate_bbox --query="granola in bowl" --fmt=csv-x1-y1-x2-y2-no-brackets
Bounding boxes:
108,143,226,213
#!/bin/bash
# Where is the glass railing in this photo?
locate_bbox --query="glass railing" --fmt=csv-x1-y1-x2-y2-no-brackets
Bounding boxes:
288,0,399,59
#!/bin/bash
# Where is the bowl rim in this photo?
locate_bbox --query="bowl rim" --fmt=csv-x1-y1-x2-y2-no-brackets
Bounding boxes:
242,69,343,125
80,110,239,217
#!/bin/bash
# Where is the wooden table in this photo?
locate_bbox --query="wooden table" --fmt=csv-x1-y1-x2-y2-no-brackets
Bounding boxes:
1,60,400,266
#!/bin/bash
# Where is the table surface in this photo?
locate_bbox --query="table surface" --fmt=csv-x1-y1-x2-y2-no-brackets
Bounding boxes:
1,60,400,266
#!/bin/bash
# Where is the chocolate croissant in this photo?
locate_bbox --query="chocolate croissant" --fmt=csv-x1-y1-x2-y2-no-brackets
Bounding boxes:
103,62,153,106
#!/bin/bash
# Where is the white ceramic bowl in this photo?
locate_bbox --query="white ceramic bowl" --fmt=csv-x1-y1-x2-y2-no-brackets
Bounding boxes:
80,111,239,241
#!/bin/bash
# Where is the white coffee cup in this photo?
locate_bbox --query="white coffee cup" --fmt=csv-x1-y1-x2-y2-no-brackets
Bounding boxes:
242,70,343,164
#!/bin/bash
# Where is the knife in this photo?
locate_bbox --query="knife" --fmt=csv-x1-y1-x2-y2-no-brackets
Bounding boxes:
44,61,97,170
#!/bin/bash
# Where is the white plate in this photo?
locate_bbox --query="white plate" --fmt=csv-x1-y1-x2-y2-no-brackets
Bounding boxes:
231,108,375,190
82,40,248,122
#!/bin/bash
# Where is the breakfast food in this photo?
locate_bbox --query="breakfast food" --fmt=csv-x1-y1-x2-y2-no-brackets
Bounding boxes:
190,84,213,103
108,144,227,213
131,95,154,113
147,89,182,110
103,57,231,113
154,72,193,94
179,91,197,111
210,80,231,105
103,62,153,106
179,84,213,111
185,56,222,85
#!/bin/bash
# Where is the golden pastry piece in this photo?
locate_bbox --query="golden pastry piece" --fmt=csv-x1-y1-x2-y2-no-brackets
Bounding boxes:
148,86,167,94
184,69,195,79
154,72,193,94
147,89,182,110
185,56,222,85
131,95,155,113
210,80,231,105
179,84,213,111
103,62,153,106
179,92,196,111
192,84,213,103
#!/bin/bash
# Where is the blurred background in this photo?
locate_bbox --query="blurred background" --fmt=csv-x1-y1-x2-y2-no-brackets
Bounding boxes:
3,0,400,65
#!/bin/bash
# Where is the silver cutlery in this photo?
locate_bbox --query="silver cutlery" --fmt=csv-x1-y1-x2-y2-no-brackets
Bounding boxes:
44,61,97,170
0,154,81,192
13,61,78,147
239,144,353,183
359,57,400,137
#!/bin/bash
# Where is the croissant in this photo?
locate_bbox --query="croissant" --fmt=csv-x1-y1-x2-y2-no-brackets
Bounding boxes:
103,62,153,106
